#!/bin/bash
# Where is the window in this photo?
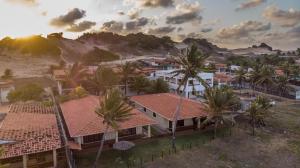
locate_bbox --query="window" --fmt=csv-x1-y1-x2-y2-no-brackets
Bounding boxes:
176,120,184,127
83,133,103,143
169,121,173,130
188,80,194,86
143,107,147,112
153,112,156,117
119,128,137,137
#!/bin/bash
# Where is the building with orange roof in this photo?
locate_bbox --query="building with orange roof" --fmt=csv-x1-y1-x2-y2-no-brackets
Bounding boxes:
214,73,234,87
0,102,65,168
59,95,156,150
130,93,207,132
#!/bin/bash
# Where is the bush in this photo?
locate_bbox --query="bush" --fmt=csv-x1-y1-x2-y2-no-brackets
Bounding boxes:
8,83,44,102
59,86,88,102
82,47,119,64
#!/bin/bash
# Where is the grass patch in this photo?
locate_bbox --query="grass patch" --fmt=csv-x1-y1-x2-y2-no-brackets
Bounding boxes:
288,140,300,157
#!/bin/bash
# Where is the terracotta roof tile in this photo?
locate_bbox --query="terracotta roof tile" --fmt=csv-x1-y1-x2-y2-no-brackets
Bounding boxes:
0,103,62,159
60,96,156,138
130,93,207,121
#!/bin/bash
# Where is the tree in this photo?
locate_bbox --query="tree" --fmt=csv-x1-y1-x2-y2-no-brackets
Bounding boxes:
65,62,87,88
130,75,151,95
1,69,13,80
249,64,262,93
93,89,132,168
170,45,208,148
297,48,300,56
85,66,119,95
148,78,169,94
234,67,247,91
7,83,44,102
255,65,275,93
201,86,240,138
275,76,292,96
247,96,272,136
121,62,136,96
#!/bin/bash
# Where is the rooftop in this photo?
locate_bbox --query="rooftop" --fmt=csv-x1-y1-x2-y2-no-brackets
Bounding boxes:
0,102,61,159
60,95,156,138
130,93,207,121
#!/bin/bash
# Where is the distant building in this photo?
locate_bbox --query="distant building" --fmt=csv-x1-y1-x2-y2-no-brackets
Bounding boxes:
214,73,234,87
130,93,207,132
0,102,65,168
0,80,14,104
59,95,156,150
149,69,214,99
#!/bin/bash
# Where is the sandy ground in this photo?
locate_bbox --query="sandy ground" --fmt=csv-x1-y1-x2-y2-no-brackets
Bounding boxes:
146,102,300,168
0,55,58,78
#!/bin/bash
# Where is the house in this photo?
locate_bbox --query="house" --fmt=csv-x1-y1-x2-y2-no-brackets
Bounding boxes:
52,69,67,95
0,102,65,168
214,73,234,87
59,95,156,150
215,64,227,73
0,80,14,104
130,93,207,132
149,69,214,99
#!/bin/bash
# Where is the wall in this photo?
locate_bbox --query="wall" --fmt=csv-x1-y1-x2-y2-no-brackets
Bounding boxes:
0,86,14,103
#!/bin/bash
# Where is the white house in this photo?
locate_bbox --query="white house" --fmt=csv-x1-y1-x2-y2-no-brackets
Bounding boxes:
149,69,214,99
0,80,14,104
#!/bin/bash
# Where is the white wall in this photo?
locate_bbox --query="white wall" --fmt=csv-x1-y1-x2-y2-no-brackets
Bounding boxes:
0,86,14,103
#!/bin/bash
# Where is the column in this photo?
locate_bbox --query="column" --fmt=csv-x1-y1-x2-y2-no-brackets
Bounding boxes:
23,155,28,168
147,125,151,138
53,149,57,168
172,121,176,133
115,131,119,142
197,118,201,129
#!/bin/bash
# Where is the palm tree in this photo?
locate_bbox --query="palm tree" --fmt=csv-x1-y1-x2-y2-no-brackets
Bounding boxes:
201,86,240,138
130,75,150,95
1,69,13,80
255,65,275,93
121,62,136,96
170,45,208,148
247,96,272,136
93,89,132,168
275,76,292,96
249,63,262,94
234,67,247,92
86,66,119,95
65,62,87,88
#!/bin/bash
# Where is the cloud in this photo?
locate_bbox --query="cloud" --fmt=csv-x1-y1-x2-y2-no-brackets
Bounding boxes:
124,0,174,8
66,21,96,32
5,0,38,7
201,28,213,33
125,17,149,31
147,26,176,34
236,0,266,11
127,8,140,20
50,8,86,28
166,2,202,24
101,21,124,32
217,20,271,39
263,6,300,27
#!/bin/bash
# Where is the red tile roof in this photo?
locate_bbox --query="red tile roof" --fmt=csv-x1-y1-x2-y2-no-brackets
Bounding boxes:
130,93,207,121
214,73,233,83
0,103,61,159
60,95,156,138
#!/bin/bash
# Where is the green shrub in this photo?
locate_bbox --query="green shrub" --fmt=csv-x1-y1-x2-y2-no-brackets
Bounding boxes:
8,83,44,102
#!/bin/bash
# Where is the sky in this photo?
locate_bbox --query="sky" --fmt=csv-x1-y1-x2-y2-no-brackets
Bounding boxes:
0,0,300,50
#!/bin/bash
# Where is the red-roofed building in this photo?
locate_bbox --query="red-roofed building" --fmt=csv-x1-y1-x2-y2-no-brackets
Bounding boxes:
130,93,207,132
59,95,156,150
214,73,234,87
0,102,65,168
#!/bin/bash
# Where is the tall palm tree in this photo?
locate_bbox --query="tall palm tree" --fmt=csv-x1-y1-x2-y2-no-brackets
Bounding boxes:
247,96,272,136
130,75,150,95
201,86,240,138
93,89,132,168
275,76,292,96
249,63,262,94
121,62,136,96
65,62,87,88
234,67,247,92
170,45,208,148
255,65,275,93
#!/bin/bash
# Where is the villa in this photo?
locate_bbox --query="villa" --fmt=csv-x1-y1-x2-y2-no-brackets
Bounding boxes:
0,102,65,168
149,69,214,99
59,95,156,150
130,93,207,132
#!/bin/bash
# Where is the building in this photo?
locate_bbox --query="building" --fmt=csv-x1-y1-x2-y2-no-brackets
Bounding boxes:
59,95,156,150
0,102,65,168
149,69,214,99
214,73,234,87
0,80,14,104
130,93,207,132
52,69,67,95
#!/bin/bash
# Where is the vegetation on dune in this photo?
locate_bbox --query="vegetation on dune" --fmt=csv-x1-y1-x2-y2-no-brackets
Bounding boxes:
130,75,151,95
1,69,13,80
0,35,60,57
59,86,88,102
7,83,44,102
82,47,120,64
